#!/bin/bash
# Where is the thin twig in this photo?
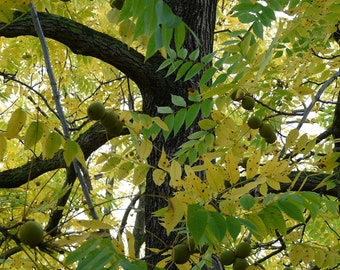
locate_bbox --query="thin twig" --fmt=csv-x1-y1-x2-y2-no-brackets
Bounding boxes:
280,69,340,158
29,3,99,220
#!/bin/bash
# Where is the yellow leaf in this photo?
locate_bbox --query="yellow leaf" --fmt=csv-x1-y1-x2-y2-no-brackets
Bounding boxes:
0,134,6,160
63,139,78,166
75,219,112,230
289,244,304,266
161,197,185,235
158,148,170,170
266,177,281,190
206,163,225,193
246,149,261,179
126,230,136,259
138,139,153,160
133,164,149,185
169,160,182,188
285,129,299,151
153,116,169,131
293,133,308,154
6,108,27,139
75,143,87,168
24,121,44,149
43,131,62,159
198,119,216,130
117,161,134,179
225,152,240,184
316,152,340,173
294,85,313,95
153,168,167,186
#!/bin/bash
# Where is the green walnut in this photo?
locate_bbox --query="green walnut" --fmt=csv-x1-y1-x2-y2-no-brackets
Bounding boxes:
265,132,277,144
19,221,44,248
241,96,255,110
173,244,190,264
247,116,262,129
87,102,105,120
233,258,249,270
235,242,251,258
231,89,245,101
100,111,123,136
259,122,274,138
220,249,236,266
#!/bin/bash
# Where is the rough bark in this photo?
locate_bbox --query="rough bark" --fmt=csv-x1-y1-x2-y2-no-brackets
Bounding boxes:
142,1,218,268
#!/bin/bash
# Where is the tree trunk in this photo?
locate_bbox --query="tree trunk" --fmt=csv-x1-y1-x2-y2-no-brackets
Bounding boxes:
143,1,218,268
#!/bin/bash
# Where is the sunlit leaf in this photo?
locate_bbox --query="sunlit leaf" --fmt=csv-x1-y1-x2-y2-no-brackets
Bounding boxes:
43,131,63,160
6,107,27,139
63,139,79,166
161,197,185,235
24,120,44,150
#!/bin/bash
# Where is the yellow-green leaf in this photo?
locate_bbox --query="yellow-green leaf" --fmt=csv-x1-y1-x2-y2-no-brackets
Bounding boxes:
285,128,299,151
138,139,153,160
43,131,63,159
153,116,169,131
133,164,149,185
0,134,7,160
152,169,167,186
169,160,182,188
6,108,27,139
24,121,44,149
198,119,216,130
63,139,79,166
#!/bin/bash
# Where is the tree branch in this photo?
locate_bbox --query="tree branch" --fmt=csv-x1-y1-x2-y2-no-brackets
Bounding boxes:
0,122,128,188
0,11,164,93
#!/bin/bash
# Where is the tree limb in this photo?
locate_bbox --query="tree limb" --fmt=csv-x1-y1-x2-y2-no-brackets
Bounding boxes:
0,122,128,188
0,11,164,93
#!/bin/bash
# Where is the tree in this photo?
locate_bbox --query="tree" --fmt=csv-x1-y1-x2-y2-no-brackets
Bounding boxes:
0,0,339,269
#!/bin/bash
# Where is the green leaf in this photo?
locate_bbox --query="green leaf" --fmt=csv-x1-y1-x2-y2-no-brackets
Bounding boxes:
226,216,241,241
253,20,264,39
212,73,228,86
171,94,187,107
240,194,256,210
200,67,216,85
201,52,215,64
187,204,209,243
174,22,186,52
165,59,183,77
162,114,174,140
278,196,305,222
65,238,100,265
173,108,187,136
175,61,193,81
157,58,174,71
157,106,173,114
184,63,205,81
259,204,286,235
189,48,200,61
207,212,227,242
186,103,201,129
201,98,214,117
177,48,188,59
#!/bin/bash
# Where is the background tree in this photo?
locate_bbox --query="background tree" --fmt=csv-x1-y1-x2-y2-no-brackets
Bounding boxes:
0,0,339,269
